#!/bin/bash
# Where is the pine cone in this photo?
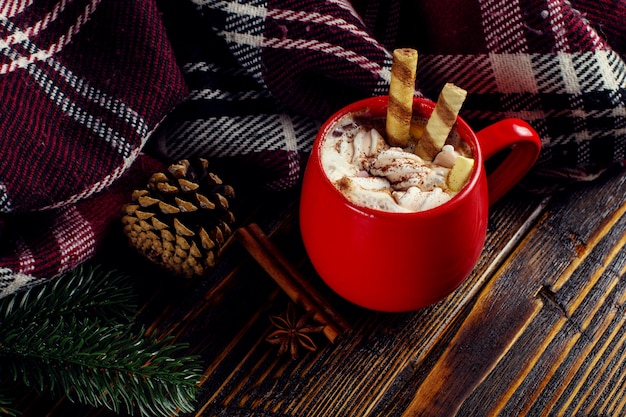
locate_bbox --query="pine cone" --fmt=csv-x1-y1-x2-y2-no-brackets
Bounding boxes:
122,158,236,278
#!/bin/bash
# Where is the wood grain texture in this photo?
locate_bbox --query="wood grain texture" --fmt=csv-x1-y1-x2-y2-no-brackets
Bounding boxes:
403,167,626,417
5,167,626,417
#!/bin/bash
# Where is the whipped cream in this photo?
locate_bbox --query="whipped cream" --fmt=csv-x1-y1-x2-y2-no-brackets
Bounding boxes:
321,113,470,212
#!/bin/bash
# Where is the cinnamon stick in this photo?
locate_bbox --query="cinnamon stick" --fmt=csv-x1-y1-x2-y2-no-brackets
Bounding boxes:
247,223,351,332
235,224,350,343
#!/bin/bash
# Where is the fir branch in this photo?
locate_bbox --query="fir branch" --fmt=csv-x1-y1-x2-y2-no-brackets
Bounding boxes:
0,264,136,330
0,265,203,416
0,318,202,415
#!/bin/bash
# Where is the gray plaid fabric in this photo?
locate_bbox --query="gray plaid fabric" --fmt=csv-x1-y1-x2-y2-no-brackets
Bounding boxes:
152,0,626,189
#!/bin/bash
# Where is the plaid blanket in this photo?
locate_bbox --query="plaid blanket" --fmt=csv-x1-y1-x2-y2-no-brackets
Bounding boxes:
1,0,625,297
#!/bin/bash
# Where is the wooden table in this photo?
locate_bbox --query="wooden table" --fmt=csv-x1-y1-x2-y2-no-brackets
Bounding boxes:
10,164,626,417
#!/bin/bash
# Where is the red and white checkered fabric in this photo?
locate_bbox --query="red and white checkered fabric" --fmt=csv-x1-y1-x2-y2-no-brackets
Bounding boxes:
0,0,185,295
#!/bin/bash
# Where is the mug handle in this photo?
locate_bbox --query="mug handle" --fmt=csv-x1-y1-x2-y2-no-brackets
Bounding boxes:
476,119,542,206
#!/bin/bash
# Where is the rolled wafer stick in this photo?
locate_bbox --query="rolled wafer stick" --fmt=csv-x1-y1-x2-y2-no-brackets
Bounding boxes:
386,48,418,147
415,83,467,161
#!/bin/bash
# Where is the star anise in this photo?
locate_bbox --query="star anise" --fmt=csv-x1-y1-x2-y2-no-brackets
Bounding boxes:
266,302,325,360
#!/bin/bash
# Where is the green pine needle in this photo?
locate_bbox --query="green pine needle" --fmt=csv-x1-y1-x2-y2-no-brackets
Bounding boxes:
0,264,135,327
0,391,19,417
0,265,203,416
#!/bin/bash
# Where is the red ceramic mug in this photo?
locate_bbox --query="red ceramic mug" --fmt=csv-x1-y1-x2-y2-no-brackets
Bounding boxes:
299,96,541,312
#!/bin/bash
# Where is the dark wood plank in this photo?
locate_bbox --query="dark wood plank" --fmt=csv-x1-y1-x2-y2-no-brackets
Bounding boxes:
180,186,548,417
400,166,626,417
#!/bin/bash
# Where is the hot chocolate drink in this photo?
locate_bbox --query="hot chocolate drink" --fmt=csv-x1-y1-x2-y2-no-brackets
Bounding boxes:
320,112,473,213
